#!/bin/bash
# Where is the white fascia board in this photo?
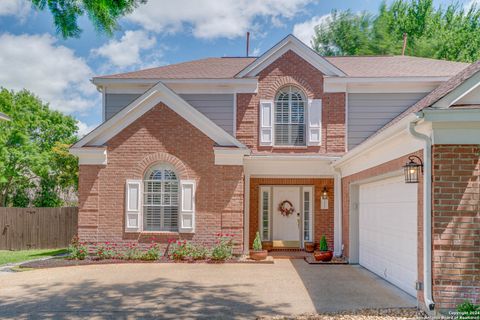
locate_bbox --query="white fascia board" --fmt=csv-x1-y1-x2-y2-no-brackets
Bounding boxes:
432,71,480,109
423,108,480,122
333,113,419,169
73,81,246,149
236,34,346,78
70,147,107,165
424,108,480,145
214,147,250,166
325,76,451,84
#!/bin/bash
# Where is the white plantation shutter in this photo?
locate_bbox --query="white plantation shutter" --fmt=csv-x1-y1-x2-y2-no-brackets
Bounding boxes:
307,99,322,145
259,100,274,146
125,180,142,232
179,180,196,233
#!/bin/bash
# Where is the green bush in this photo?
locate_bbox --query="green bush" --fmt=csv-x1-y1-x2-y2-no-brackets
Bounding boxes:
141,242,161,261
170,241,190,260
457,300,479,315
210,234,233,261
253,231,262,251
95,242,116,260
319,235,328,252
68,235,88,260
189,245,208,260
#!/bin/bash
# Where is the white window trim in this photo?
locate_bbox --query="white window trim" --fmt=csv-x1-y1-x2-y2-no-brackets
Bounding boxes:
273,86,307,147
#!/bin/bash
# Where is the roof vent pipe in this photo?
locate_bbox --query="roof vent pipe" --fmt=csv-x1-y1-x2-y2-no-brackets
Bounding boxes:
246,32,250,57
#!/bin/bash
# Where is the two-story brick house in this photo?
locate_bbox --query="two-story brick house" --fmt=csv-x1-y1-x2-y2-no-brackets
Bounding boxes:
70,35,480,312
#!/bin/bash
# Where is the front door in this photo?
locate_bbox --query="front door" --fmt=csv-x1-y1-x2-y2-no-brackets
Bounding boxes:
272,186,301,247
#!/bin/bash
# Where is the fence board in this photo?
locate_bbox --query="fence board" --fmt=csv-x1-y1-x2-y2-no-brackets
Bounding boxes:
0,207,78,250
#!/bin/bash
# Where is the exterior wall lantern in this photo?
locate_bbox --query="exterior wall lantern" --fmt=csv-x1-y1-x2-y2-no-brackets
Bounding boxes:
321,186,329,209
403,155,423,183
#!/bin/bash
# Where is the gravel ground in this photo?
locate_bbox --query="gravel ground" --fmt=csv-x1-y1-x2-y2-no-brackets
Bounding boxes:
259,308,427,320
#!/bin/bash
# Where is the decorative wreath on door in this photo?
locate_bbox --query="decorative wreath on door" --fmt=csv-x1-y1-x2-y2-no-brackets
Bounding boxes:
278,200,295,217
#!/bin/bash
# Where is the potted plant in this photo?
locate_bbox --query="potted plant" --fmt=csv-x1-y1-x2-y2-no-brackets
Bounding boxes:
304,241,315,253
250,232,268,260
314,235,333,262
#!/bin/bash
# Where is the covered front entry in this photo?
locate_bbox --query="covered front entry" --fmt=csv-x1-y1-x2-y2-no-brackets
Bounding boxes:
259,186,313,248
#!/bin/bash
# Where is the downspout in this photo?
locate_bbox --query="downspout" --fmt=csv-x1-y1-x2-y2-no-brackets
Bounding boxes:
407,112,435,311
334,168,343,257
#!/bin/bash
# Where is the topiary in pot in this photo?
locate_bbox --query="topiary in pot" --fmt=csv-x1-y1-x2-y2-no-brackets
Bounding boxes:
314,235,333,262
250,231,268,261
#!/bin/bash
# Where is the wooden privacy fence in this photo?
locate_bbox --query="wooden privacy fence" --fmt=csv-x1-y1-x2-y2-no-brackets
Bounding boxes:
0,207,78,250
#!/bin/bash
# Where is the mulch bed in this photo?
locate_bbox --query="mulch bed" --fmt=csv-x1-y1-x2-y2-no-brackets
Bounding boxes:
19,255,274,269
304,255,348,265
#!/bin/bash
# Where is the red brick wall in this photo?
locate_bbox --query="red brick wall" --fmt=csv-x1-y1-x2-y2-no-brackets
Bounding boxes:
236,50,346,154
431,144,480,310
249,178,335,250
341,150,424,304
78,103,244,250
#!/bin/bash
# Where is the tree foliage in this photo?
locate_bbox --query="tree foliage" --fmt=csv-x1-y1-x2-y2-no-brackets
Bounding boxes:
30,0,147,39
312,0,480,62
0,88,79,207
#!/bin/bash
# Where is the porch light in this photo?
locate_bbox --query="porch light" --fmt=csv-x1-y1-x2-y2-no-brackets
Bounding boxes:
403,155,423,184
322,187,328,199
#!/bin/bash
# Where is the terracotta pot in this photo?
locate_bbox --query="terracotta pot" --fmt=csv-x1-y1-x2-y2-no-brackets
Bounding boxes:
250,250,268,261
304,242,315,253
262,241,273,251
314,250,333,262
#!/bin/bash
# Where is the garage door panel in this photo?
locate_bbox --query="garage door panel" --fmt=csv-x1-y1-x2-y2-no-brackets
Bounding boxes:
359,175,417,297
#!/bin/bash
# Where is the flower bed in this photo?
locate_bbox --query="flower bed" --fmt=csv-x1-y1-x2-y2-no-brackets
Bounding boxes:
17,233,274,269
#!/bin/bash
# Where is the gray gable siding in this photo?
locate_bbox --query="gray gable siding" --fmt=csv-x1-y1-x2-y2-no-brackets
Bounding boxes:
104,93,234,135
348,92,428,150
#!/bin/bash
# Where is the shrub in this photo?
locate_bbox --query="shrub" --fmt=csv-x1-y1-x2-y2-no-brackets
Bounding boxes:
95,242,116,260
210,234,234,261
141,242,161,261
68,235,88,260
319,235,328,252
457,300,479,314
253,231,262,251
124,243,141,260
170,240,190,260
189,245,208,260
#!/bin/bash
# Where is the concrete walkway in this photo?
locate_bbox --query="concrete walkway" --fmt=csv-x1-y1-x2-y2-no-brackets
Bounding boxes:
0,260,415,319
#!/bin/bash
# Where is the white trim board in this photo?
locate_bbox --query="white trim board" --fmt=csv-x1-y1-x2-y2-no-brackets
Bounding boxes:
236,34,346,78
73,81,247,149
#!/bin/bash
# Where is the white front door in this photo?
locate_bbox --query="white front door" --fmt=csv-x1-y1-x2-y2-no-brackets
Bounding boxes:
272,186,301,245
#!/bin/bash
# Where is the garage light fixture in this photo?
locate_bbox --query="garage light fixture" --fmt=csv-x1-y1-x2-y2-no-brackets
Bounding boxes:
403,155,423,183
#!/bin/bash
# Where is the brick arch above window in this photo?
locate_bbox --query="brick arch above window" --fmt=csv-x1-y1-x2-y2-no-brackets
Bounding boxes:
132,152,190,180
260,76,319,100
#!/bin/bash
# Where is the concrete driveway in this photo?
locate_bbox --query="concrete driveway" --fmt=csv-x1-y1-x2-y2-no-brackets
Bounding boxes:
0,260,415,319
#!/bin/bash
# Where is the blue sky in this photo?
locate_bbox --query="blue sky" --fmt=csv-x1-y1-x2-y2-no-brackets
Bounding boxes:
0,0,474,134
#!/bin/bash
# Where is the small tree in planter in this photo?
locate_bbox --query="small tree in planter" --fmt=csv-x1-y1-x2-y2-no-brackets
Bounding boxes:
250,231,268,260
314,235,333,262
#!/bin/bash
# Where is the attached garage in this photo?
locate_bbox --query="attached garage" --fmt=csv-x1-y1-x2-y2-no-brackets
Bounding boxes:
357,175,418,297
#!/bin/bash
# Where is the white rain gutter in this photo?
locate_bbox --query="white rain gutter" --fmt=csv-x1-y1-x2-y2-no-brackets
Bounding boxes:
407,111,435,311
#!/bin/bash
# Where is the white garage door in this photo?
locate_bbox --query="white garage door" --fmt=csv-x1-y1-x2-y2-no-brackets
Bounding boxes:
359,175,417,296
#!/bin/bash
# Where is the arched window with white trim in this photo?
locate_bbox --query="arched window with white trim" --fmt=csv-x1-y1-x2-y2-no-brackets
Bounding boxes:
143,164,179,232
274,86,306,146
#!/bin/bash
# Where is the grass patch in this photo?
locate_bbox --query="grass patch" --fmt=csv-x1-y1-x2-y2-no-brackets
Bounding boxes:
0,248,67,266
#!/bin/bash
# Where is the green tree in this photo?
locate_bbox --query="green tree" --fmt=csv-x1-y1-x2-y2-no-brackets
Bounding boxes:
0,88,79,207
312,0,480,62
30,0,147,39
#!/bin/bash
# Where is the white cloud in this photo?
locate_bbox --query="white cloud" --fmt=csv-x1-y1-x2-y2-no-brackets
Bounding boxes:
0,33,96,114
91,30,157,69
293,14,331,47
0,0,30,19
126,0,312,39
76,120,98,137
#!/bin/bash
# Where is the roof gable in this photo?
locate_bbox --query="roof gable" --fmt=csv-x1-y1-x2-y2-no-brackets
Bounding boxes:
73,81,246,149
236,34,346,78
